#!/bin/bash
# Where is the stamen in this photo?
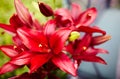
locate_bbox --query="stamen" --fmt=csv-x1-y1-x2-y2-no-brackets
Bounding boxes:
13,46,17,49
83,46,87,50
39,44,42,47
87,13,92,18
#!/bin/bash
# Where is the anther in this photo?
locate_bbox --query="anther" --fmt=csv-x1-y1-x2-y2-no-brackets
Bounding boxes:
87,13,92,18
13,46,17,49
83,46,87,50
39,44,42,47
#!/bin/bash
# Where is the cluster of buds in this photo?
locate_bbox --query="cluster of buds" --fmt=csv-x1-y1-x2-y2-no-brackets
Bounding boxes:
0,0,111,79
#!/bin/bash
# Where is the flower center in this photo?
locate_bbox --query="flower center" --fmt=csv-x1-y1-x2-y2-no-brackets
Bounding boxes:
83,46,87,50
38,43,51,53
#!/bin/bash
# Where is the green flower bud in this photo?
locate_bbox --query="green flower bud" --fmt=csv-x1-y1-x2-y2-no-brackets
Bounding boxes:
69,31,80,41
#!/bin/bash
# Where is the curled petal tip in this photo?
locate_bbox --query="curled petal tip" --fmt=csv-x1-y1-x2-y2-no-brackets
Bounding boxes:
92,35,111,45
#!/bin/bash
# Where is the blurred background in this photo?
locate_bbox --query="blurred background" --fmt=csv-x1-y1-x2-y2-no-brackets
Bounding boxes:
0,0,120,79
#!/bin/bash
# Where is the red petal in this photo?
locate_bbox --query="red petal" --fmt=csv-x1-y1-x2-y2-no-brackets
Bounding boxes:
75,55,107,64
30,54,51,73
13,35,23,46
17,28,49,53
52,53,77,76
0,62,19,74
44,20,56,36
0,45,19,57
55,8,73,27
10,14,24,28
33,19,42,30
75,34,92,55
84,47,108,55
77,7,97,26
50,28,72,54
77,26,106,35
10,51,32,65
0,24,16,34
70,3,81,21
14,0,33,26
91,35,111,45
65,43,74,54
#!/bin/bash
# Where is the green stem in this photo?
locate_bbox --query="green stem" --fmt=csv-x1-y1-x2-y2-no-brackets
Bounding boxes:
93,63,103,79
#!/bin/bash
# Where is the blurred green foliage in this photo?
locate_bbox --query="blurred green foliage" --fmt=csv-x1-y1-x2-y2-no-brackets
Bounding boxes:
0,0,65,79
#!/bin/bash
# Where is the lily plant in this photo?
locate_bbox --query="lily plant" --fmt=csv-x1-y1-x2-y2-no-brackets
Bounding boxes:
0,0,111,79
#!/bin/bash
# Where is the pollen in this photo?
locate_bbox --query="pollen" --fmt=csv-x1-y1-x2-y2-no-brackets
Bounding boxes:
13,46,17,49
39,44,42,47
87,13,92,18
83,46,87,50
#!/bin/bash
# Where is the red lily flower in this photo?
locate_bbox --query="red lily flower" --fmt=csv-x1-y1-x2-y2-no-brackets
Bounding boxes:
0,0,41,35
0,45,31,74
55,3,97,27
0,1,111,78
15,20,77,76
54,3,106,36
66,33,110,66
0,14,24,35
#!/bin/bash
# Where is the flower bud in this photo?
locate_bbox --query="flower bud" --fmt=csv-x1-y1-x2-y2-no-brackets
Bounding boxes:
69,31,80,41
38,2,54,17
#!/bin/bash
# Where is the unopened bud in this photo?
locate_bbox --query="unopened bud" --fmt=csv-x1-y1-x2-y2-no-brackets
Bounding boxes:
38,2,54,17
69,31,80,41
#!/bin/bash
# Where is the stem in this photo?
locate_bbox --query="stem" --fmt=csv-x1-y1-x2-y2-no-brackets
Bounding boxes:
87,0,91,8
93,63,103,79
66,0,71,9
53,0,56,9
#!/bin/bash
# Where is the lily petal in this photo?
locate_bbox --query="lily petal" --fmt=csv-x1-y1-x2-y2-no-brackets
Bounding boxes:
52,53,77,76
84,47,108,55
55,8,73,27
17,28,49,53
75,55,107,64
70,3,81,21
77,26,106,35
13,35,22,46
0,62,19,74
10,14,24,28
91,35,111,45
0,45,19,57
10,51,32,65
50,28,72,54
65,42,74,54
75,34,92,55
44,20,56,36
14,0,33,26
0,24,16,34
77,7,97,26
30,54,51,73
